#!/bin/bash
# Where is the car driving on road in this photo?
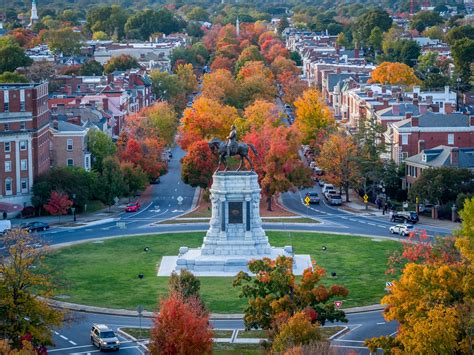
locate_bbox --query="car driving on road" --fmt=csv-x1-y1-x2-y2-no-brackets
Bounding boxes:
125,201,140,212
390,211,419,224
90,324,120,351
20,221,49,233
306,192,320,204
328,194,342,206
389,224,414,236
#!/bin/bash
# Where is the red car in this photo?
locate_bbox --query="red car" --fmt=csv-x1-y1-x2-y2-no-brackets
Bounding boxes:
125,202,140,212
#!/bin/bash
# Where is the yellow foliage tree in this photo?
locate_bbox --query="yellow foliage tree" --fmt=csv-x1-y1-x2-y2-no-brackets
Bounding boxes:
369,62,421,86
201,69,239,107
294,89,335,147
238,99,282,133
175,63,198,95
272,312,321,353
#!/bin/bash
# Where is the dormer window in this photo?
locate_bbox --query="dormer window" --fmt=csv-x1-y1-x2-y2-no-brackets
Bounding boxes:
422,154,427,162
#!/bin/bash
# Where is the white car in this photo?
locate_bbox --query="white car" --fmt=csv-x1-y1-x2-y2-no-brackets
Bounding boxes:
389,224,414,236
322,184,335,194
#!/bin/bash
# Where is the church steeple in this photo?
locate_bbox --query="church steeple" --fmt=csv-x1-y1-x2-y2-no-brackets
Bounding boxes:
29,0,39,28
236,17,240,38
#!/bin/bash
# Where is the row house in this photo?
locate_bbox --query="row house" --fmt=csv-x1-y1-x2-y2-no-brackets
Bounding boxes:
385,112,474,165
405,145,474,188
0,83,50,205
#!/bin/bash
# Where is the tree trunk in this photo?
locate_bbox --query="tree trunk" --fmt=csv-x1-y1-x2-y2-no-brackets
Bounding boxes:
267,196,272,211
345,184,350,202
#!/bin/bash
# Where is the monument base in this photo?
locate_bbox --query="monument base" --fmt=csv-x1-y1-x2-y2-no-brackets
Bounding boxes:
157,248,312,277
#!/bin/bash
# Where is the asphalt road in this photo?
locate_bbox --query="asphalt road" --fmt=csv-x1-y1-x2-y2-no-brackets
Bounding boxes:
50,310,395,355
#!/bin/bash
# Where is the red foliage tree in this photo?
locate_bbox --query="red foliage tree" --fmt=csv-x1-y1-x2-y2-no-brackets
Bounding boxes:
149,293,213,355
181,140,216,188
43,191,73,220
210,56,235,72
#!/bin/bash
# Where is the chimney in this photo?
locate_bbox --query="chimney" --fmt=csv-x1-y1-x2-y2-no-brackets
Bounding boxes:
426,96,433,105
413,98,419,106
65,85,72,96
445,85,450,97
418,139,425,154
382,98,389,108
102,97,109,111
445,103,455,114
413,86,421,96
335,42,340,55
450,148,459,166
405,112,413,119
53,119,59,130
75,97,81,105
381,85,386,94
419,103,428,114
354,42,360,59
367,90,373,98
411,115,418,126
392,104,400,116
470,116,474,126
107,74,113,84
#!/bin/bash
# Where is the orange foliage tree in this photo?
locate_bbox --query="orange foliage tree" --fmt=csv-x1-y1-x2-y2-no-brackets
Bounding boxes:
181,140,216,188
278,71,308,105
369,62,421,86
201,69,239,106
239,99,281,133
149,292,213,355
237,61,277,107
270,56,299,77
178,97,240,150
210,55,235,72
318,133,359,201
243,123,312,210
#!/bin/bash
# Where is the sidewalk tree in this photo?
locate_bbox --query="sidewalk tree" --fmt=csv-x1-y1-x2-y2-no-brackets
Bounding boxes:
120,161,148,198
294,89,335,148
181,140,215,188
0,229,63,349
318,133,359,201
241,99,281,133
175,63,198,95
244,123,313,210
237,61,277,107
149,293,213,355
278,71,308,105
43,191,73,220
87,129,116,173
149,69,186,111
233,256,348,333
201,69,239,107
98,156,126,207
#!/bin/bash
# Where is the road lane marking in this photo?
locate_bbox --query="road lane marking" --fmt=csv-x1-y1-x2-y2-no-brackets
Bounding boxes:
376,322,386,325
338,324,362,340
53,331,59,335
59,335,68,340
69,340,77,345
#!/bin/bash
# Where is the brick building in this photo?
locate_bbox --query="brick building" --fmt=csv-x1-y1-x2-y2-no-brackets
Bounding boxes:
0,83,50,205
385,113,474,165
49,120,91,171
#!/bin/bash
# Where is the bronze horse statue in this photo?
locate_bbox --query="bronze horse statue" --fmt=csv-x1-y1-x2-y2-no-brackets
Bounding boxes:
208,138,258,172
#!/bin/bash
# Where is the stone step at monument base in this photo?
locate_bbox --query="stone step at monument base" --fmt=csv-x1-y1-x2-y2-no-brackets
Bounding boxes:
157,248,312,277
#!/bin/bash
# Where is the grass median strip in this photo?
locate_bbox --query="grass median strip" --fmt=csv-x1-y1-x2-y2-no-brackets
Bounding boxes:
44,232,401,313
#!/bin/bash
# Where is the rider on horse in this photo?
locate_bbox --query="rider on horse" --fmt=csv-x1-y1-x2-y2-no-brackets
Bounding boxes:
226,124,237,158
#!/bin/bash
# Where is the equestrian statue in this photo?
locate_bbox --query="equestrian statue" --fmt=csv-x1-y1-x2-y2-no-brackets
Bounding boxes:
208,125,258,172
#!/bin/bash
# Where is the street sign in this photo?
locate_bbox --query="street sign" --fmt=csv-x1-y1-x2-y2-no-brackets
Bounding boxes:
403,202,408,208
114,196,119,205
415,196,419,204
385,281,393,288
334,300,343,309
137,305,144,315
363,194,369,203
177,196,184,205
304,195,310,206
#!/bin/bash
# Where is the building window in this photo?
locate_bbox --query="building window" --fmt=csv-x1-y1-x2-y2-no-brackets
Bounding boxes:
3,102,8,112
5,178,12,195
20,122,26,130
401,134,408,145
4,142,10,153
67,158,74,167
448,134,454,145
20,140,27,150
85,155,90,170
20,159,27,171
5,161,11,172
20,101,25,111
21,179,28,192
67,139,73,151
3,123,9,131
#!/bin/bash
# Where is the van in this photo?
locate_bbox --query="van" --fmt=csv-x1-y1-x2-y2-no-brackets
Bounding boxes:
0,220,11,234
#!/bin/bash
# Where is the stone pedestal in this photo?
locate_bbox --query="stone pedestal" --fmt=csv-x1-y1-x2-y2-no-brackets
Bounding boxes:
157,172,311,276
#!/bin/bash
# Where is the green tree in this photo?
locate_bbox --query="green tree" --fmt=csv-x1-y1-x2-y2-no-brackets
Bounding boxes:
98,156,126,206
0,44,33,73
451,38,474,87
87,129,116,173
86,5,129,40
368,27,383,53
0,71,28,83
186,7,209,22
277,17,289,35
353,8,392,46
149,69,185,110
0,229,64,349
168,269,201,299
410,11,443,33
45,28,82,56
120,161,147,198
104,54,140,74
408,167,474,205
445,25,474,45
125,8,183,40
80,60,104,76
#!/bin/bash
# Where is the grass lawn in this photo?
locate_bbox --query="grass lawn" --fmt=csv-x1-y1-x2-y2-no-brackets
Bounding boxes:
44,232,401,313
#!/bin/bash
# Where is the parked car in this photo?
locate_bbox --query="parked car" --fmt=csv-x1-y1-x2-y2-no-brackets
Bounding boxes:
391,211,419,224
125,202,140,212
313,166,323,175
20,221,49,233
420,203,434,213
0,220,11,234
389,224,415,236
328,194,342,206
324,190,338,200
90,324,120,351
285,104,291,109
322,184,335,195
318,180,325,187
306,192,320,204
150,177,160,184
21,206,36,218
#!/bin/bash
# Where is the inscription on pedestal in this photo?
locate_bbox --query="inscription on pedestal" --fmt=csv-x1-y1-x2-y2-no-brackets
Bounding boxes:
228,202,243,224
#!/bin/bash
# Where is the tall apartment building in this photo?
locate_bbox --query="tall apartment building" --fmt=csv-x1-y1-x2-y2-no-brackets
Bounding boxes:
0,83,50,205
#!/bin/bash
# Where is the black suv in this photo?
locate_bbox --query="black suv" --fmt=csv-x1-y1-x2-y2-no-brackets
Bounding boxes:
391,211,419,224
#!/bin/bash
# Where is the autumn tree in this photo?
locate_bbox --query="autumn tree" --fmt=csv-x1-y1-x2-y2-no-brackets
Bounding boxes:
272,312,321,353
178,97,239,150
43,191,73,220
0,72,28,83
200,69,239,107
369,62,421,86
235,45,265,73
244,123,313,210
175,63,198,95
149,69,186,111
104,54,140,74
181,140,216,188
365,198,474,353
294,89,335,149
168,269,201,300
318,133,359,201
239,99,281,133
209,55,235,72
237,60,277,107
279,71,308,105
270,55,299,77
0,229,63,349
45,28,82,56
120,161,148,198
149,293,213,355
233,256,348,333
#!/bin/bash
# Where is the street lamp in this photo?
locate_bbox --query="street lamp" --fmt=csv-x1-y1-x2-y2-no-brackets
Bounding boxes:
456,77,461,112
72,193,77,222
